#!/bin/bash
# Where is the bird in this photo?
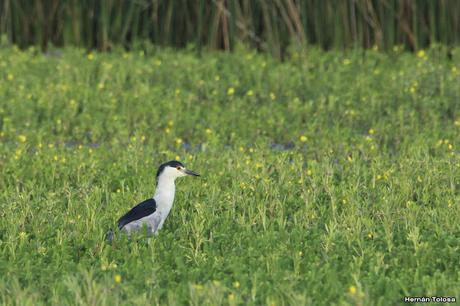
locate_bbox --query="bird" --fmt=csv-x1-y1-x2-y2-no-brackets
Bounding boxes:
113,160,200,238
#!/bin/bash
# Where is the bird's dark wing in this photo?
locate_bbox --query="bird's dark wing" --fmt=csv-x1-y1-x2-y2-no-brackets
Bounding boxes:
117,198,157,229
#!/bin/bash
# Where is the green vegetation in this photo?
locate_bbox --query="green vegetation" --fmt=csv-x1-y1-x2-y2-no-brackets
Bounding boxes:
0,45,459,305
2,0,460,57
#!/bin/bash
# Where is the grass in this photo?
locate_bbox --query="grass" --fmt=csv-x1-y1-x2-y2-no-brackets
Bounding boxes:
0,44,459,305
2,0,460,56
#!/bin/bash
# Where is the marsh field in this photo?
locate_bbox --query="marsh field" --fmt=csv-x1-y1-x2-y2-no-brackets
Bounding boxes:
0,45,459,305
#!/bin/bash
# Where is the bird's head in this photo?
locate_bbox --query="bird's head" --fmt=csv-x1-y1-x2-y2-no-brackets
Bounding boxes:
156,160,200,183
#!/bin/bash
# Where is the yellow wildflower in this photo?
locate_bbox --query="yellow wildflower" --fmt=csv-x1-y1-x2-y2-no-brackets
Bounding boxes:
348,286,357,295
18,135,27,143
227,87,235,95
87,53,94,61
416,50,426,59
114,274,122,284
299,135,308,142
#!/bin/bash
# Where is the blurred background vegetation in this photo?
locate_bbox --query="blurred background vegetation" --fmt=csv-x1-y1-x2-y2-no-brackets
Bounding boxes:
1,0,460,58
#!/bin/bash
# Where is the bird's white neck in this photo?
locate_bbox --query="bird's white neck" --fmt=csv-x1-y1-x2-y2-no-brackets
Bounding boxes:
153,177,176,213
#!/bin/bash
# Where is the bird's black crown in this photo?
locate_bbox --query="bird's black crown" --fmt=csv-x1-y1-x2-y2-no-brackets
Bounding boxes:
156,160,184,180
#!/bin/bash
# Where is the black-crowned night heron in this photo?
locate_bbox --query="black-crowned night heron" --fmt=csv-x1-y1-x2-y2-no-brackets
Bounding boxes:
113,160,199,237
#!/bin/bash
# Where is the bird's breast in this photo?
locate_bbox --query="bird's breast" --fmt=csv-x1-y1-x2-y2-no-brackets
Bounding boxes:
154,192,175,213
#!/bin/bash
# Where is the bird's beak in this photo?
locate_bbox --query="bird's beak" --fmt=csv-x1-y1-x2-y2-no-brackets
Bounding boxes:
183,168,200,177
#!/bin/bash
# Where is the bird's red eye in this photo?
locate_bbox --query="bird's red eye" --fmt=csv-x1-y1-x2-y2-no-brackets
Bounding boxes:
176,166,181,170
